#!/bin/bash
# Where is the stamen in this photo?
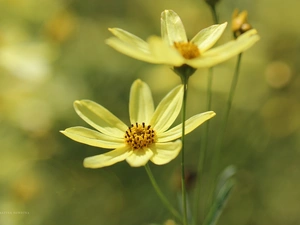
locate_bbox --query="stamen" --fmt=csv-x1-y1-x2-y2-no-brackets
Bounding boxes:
173,42,200,59
124,122,156,150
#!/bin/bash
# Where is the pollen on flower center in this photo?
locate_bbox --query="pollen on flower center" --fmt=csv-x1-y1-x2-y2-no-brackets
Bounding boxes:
174,42,200,59
124,122,156,150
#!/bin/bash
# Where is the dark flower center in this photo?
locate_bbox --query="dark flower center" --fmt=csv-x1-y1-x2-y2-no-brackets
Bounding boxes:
125,123,156,150
174,42,200,59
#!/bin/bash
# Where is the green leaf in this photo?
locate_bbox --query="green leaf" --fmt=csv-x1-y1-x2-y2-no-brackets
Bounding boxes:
216,165,236,195
203,166,236,225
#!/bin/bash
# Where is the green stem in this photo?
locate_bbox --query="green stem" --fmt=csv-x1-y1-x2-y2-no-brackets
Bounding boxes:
209,5,219,24
144,163,182,223
193,68,214,225
194,5,219,224
173,64,195,225
181,75,189,225
209,53,243,205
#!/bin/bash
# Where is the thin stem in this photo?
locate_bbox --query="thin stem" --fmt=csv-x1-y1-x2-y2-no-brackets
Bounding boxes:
193,5,219,224
173,64,195,225
192,3,221,216
144,163,183,223
209,53,243,205
193,68,214,225
209,5,219,24
181,75,189,225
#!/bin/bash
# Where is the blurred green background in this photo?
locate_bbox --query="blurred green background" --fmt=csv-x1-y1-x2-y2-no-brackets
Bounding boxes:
0,0,299,224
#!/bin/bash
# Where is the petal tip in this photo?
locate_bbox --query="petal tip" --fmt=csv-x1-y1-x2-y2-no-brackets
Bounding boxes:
83,159,92,168
132,79,148,92
247,29,258,35
83,157,99,169
73,100,83,110
133,78,143,85
107,28,119,34
219,22,228,30
206,111,216,118
105,38,113,45
74,100,81,105
161,9,173,16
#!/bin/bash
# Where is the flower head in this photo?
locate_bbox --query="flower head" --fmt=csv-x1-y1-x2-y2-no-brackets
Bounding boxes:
61,80,215,168
106,10,259,69
232,9,253,38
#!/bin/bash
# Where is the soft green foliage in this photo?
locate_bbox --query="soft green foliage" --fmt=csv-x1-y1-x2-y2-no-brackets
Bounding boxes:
203,166,236,225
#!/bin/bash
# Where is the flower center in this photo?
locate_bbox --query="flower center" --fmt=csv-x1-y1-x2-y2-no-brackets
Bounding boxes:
174,42,200,59
124,122,156,150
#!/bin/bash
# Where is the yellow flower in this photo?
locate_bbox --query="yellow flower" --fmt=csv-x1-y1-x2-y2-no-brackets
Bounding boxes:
61,80,215,168
106,10,259,68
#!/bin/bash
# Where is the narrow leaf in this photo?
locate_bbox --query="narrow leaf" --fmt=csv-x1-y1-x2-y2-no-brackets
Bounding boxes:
203,179,235,225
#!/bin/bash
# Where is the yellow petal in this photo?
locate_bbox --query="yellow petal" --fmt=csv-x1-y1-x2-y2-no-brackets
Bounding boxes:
83,145,131,168
126,148,153,167
61,126,125,149
157,111,216,142
129,79,154,124
203,29,259,56
150,140,182,165
148,36,184,66
74,100,127,138
108,28,150,52
191,22,227,52
188,29,259,68
150,85,183,133
106,37,159,63
161,9,188,45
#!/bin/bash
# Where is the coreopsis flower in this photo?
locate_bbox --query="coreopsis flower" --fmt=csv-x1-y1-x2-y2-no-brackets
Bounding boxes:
232,9,253,38
61,80,215,168
106,10,259,69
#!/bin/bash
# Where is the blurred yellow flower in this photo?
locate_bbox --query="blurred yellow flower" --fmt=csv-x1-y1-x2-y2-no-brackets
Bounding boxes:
106,10,259,68
232,9,253,38
61,79,215,168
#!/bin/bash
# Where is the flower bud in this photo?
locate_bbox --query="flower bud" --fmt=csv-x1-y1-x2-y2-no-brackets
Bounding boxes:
232,9,253,38
172,168,197,192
